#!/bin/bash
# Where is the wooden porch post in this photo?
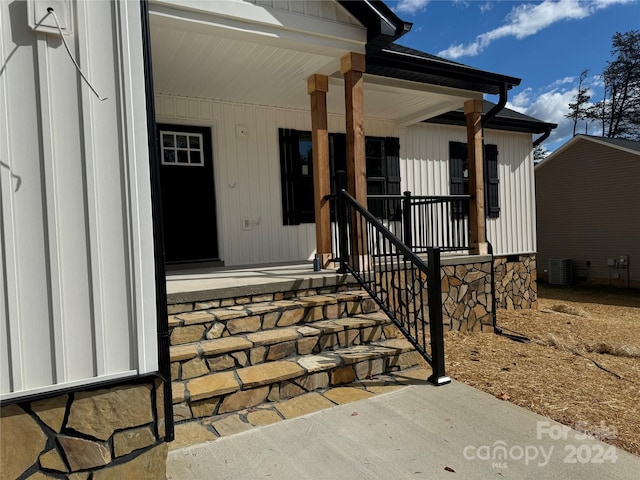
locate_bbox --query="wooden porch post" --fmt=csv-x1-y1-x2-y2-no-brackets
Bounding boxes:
341,52,368,264
307,74,331,267
464,99,488,255
341,52,367,206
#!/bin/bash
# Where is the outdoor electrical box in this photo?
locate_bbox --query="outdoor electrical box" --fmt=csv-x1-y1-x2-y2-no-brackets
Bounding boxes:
28,0,72,35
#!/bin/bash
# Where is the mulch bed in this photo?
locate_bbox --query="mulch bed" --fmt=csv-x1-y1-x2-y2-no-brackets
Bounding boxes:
442,283,640,456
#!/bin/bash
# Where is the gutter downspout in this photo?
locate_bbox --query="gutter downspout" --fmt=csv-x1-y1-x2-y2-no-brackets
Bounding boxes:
482,84,530,343
533,125,553,147
482,83,508,129
140,0,174,442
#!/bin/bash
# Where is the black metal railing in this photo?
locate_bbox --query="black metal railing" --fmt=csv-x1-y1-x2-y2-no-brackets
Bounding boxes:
367,193,471,253
327,187,470,260
335,188,450,386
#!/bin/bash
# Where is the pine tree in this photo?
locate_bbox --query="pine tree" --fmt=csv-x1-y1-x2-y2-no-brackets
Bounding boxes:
533,144,549,164
588,30,640,140
565,69,591,136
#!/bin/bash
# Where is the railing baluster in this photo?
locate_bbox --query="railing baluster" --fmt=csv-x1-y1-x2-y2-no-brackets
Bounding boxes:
403,191,412,249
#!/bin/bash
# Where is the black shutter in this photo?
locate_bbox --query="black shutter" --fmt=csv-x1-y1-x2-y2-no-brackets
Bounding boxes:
384,137,401,220
449,141,468,217
279,128,299,225
330,133,347,193
449,141,467,195
484,144,500,218
384,137,401,195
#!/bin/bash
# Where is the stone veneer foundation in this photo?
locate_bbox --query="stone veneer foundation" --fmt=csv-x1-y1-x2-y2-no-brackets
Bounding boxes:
493,254,538,310
441,258,493,332
440,254,537,332
0,378,168,480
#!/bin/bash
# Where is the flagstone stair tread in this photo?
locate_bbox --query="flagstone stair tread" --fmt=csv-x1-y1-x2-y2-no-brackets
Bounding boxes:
175,338,415,403
169,290,375,329
169,311,395,363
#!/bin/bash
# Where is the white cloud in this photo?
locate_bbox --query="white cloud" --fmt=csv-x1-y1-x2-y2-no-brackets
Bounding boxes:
453,0,471,8
507,88,533,112
590,74,605,88
479,2,494,14
523,88,577,147
438,0,634,59
396,0,430,14
548,76,576,88
503,70,610,150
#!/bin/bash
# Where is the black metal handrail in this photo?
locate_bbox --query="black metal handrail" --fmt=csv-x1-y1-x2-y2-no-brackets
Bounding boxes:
335,187,450,386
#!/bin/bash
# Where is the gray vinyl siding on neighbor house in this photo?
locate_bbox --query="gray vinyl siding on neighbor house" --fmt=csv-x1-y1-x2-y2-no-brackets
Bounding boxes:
536,139,640,285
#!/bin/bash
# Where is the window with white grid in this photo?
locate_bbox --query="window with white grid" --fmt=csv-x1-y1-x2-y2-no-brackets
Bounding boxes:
160,131,204,166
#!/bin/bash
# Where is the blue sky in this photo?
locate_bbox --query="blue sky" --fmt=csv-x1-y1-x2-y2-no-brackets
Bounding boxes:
386,0,640,152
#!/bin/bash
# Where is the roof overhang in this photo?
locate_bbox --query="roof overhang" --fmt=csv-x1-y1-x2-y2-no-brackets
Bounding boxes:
367,46,521,96
425,102,557,134
337,0,413,53
149,0,525,126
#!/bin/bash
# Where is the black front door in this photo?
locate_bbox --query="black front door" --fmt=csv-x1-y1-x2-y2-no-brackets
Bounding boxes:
157,124,219,263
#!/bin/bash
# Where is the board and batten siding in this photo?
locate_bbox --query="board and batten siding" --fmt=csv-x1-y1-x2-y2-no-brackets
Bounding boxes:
248,0,362,26
536,140,640,284
1,1,157,400
401,124,536,255
155,94,399,266
156,94,535,265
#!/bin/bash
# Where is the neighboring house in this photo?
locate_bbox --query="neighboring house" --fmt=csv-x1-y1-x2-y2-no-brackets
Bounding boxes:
536,135,640,288
1,0,553,477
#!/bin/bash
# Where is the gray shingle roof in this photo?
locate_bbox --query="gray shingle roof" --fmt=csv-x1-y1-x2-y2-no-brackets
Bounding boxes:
577,135,640,153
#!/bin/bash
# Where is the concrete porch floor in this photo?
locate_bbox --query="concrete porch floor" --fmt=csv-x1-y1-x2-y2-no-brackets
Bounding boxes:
166,262,353,304
165,253,492,304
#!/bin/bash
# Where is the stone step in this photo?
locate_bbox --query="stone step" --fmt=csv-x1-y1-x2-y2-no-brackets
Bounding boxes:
171,338,421,421
170,311,401,382
168,290,379,346
167,282,365,315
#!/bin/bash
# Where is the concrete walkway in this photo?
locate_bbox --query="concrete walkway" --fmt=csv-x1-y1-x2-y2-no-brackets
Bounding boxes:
166,380,639,480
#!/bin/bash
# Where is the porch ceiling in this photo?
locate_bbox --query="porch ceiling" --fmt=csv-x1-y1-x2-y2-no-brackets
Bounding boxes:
150,12,478,124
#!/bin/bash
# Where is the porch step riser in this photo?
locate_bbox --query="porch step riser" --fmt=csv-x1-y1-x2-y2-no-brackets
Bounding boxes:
172,342,422,422
171,316,401,382
167,284,364,315
168,293,379,346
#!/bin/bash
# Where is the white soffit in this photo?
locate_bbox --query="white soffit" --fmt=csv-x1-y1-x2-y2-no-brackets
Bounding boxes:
150,22,338,109
150,0,366,54
149,1,479,122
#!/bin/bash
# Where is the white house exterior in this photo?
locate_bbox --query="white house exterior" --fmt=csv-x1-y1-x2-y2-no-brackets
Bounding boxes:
1,1,554,477
1,1,168,478
148,1,552,268
1,0,158,403
154,98,543,265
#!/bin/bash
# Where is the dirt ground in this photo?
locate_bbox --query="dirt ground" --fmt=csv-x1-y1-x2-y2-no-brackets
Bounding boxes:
443,283,640,457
